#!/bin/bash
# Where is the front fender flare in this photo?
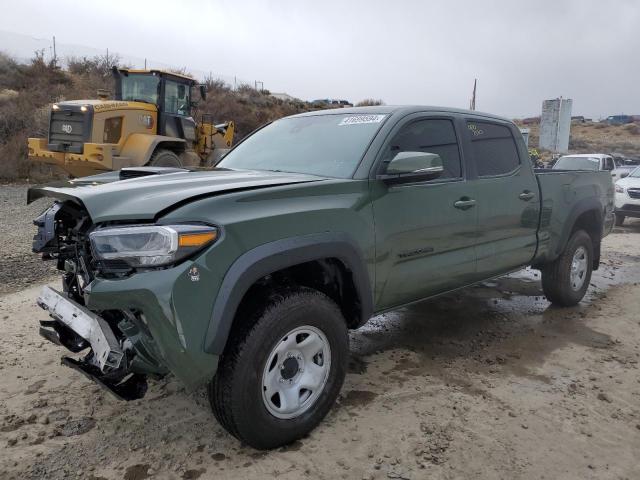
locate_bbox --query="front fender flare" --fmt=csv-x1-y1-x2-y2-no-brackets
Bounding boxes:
204,233,373,355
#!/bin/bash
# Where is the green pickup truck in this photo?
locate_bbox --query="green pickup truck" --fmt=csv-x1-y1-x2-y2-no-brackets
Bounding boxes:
29,106,614,449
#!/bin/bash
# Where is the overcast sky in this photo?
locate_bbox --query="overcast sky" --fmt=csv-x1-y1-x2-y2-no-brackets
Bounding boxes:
1,0,638,118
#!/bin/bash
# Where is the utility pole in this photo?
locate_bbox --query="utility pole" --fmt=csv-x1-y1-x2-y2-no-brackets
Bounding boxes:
144,58,147,69
52,36,57,67
469,78,477,110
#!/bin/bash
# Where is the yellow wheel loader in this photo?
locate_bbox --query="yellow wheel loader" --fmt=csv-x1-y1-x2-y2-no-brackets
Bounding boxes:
28,68,234,177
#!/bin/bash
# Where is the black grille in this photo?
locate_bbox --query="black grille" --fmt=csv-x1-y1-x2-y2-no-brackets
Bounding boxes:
627,188,640,199
48,108,89,153
621,204,640,212
94,259,133,274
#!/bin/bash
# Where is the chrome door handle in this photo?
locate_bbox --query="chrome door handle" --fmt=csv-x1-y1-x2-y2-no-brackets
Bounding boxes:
454,199,476,210
519,191,535,201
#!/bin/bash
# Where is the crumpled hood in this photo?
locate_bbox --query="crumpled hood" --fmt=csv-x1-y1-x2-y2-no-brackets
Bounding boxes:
28,168,324,223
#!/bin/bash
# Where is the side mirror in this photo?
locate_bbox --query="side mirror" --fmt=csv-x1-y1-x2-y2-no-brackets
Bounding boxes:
199,85,207,100
379,151,444,184
620,171,629,178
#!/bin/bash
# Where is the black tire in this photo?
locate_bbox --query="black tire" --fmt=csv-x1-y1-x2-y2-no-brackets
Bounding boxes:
209,288,348,449
148,149,182,167
541,229,593,307
615,213,625,226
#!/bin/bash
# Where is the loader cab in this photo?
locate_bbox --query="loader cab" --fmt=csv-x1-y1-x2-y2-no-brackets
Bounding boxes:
113,68,197,143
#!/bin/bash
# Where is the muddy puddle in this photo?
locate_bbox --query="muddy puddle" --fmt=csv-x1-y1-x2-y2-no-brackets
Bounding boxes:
349,249,640,389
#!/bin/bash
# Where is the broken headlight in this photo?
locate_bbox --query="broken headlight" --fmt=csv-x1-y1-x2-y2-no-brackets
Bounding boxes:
89,224,218,268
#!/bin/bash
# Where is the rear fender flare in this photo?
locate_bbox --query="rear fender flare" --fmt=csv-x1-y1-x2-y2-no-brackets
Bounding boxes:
555,197,603,258
204,233,373,355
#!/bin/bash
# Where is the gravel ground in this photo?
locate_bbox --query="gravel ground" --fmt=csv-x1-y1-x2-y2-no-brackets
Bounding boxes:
1,183,640,479
0,183,58,294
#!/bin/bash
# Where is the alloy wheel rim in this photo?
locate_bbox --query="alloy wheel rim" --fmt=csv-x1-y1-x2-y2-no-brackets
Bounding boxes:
570,246,588,291
261,326,331,419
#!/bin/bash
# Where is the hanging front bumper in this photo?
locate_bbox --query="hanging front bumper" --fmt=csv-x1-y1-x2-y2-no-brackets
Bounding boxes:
36,286,124,371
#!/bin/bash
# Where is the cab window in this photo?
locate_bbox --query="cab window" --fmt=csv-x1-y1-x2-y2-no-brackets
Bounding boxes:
466,121,520,176
164,80,190,115
381,118,462,180
603,157,615,171
120,74,159,104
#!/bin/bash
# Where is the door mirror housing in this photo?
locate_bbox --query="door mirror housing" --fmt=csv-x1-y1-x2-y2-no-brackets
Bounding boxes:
379,151,444,184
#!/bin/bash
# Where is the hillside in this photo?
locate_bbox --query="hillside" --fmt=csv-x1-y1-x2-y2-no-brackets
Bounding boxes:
0,52,336,180
2,50,639,181
516,119,640,160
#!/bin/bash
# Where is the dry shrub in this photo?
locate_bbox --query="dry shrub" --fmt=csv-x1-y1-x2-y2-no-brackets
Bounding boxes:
624,123,639,135
594,122,608,129
198,77,320,140
356,99,385,107
0,130,28,179
569,137,588,149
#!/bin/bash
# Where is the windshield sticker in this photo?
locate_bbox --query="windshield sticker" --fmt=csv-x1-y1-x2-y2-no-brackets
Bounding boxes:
339,114,386,126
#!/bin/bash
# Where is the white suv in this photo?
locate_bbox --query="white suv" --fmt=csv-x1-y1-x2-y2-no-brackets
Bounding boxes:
614,166,640,225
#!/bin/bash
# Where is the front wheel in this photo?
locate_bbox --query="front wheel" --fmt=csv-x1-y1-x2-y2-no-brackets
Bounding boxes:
541,229,594,307
148,149,182,168
209,288,348,449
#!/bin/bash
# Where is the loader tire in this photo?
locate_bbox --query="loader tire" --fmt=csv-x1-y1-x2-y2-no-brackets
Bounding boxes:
149,149,182,168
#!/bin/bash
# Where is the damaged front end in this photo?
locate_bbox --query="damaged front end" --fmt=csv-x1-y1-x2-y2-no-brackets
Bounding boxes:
32,200,168,400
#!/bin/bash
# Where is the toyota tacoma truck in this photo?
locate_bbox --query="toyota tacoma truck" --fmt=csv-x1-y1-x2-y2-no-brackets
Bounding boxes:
29,106,614,449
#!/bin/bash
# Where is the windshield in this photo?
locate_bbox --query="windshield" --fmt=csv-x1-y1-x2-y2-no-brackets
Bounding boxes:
120,74,160,104
630,166,640,178
217,113,388,178
553,156,600,171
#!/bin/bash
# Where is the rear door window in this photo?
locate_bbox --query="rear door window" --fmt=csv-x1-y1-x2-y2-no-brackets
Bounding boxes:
466,121,520,176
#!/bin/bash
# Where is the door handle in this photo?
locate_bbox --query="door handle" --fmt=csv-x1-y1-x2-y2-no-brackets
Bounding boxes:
519,191,535,201
454,198,476,210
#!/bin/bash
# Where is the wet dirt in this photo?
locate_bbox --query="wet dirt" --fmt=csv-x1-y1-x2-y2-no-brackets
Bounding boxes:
1,220,640,479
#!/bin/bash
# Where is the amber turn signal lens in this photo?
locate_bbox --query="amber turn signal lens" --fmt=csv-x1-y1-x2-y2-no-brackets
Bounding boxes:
178,231,217,247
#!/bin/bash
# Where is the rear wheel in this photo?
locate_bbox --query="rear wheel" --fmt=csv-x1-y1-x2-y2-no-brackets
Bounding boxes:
149,149,182,168
615,213,625,226
541,229,593,307
209,288,348,449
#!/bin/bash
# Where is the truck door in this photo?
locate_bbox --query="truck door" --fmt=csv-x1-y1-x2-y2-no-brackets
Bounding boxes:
464,119,540,278
371,115,478,309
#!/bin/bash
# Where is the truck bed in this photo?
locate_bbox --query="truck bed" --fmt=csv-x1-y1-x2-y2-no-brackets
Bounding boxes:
532,169,615,265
